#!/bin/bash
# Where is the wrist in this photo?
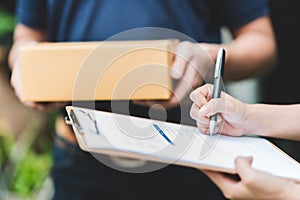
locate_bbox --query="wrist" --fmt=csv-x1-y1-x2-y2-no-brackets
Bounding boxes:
243,104,264,134
279,181,300,200
198,43,221,62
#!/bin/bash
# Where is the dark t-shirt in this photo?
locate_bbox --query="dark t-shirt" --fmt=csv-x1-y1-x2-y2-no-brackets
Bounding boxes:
17,0,268,42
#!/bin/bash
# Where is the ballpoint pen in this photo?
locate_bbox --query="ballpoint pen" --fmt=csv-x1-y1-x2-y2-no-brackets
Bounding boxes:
153,124,174,145
209,48,225,136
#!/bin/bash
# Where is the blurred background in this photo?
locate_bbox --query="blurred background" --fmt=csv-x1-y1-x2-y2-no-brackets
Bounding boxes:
0,1,54,199
1,0,300,199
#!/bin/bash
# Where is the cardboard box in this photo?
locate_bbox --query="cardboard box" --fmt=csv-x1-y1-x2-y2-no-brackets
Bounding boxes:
20,40,177,102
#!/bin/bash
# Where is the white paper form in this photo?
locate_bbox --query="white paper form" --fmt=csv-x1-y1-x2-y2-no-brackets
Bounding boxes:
68,106,300,181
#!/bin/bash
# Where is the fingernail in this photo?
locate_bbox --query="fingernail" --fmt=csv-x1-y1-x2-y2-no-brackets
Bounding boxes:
246,156,253,163
171,66,183,79
171,70,180,79
199,106,207,114
189,93,195,101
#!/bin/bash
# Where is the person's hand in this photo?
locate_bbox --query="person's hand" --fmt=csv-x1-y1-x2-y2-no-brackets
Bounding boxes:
10,49,67,112
134,41,214,110
190,84,251,136
203,157,295,200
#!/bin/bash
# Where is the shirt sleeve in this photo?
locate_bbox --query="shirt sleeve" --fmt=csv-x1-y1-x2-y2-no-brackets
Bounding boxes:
16,0,47,30
213,0,269,31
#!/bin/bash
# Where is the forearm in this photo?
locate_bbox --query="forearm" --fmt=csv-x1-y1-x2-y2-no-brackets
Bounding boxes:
9,24,46,69
245,104,300,141
288,182,300,199
200,16,276,81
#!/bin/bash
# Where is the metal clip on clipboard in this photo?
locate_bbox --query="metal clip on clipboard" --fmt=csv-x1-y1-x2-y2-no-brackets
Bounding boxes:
64,109,85,135
65,108,101,135
64,107,147,168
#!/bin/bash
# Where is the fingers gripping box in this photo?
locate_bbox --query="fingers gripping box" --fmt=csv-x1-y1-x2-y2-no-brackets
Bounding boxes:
20,40,177,101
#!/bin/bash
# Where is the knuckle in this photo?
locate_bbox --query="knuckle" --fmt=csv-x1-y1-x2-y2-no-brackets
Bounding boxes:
196,122,206,131
243,175,255,186
179,41,191,47
199,126,209,134
190,109,196,119
223,190,234,199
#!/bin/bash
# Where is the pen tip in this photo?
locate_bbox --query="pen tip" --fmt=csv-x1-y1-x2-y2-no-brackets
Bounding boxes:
209,120,216,136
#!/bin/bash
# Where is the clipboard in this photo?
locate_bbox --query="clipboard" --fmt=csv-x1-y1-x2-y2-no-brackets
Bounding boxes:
65,106,300,181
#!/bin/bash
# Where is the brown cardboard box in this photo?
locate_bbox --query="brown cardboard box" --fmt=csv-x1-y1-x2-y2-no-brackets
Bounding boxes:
20,40,177,101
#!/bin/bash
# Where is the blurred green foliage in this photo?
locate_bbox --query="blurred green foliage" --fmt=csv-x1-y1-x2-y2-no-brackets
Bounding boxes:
0,133,14,166
0,7,15,44
0,2,53,199
0,132,53,199
11,150,52,198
